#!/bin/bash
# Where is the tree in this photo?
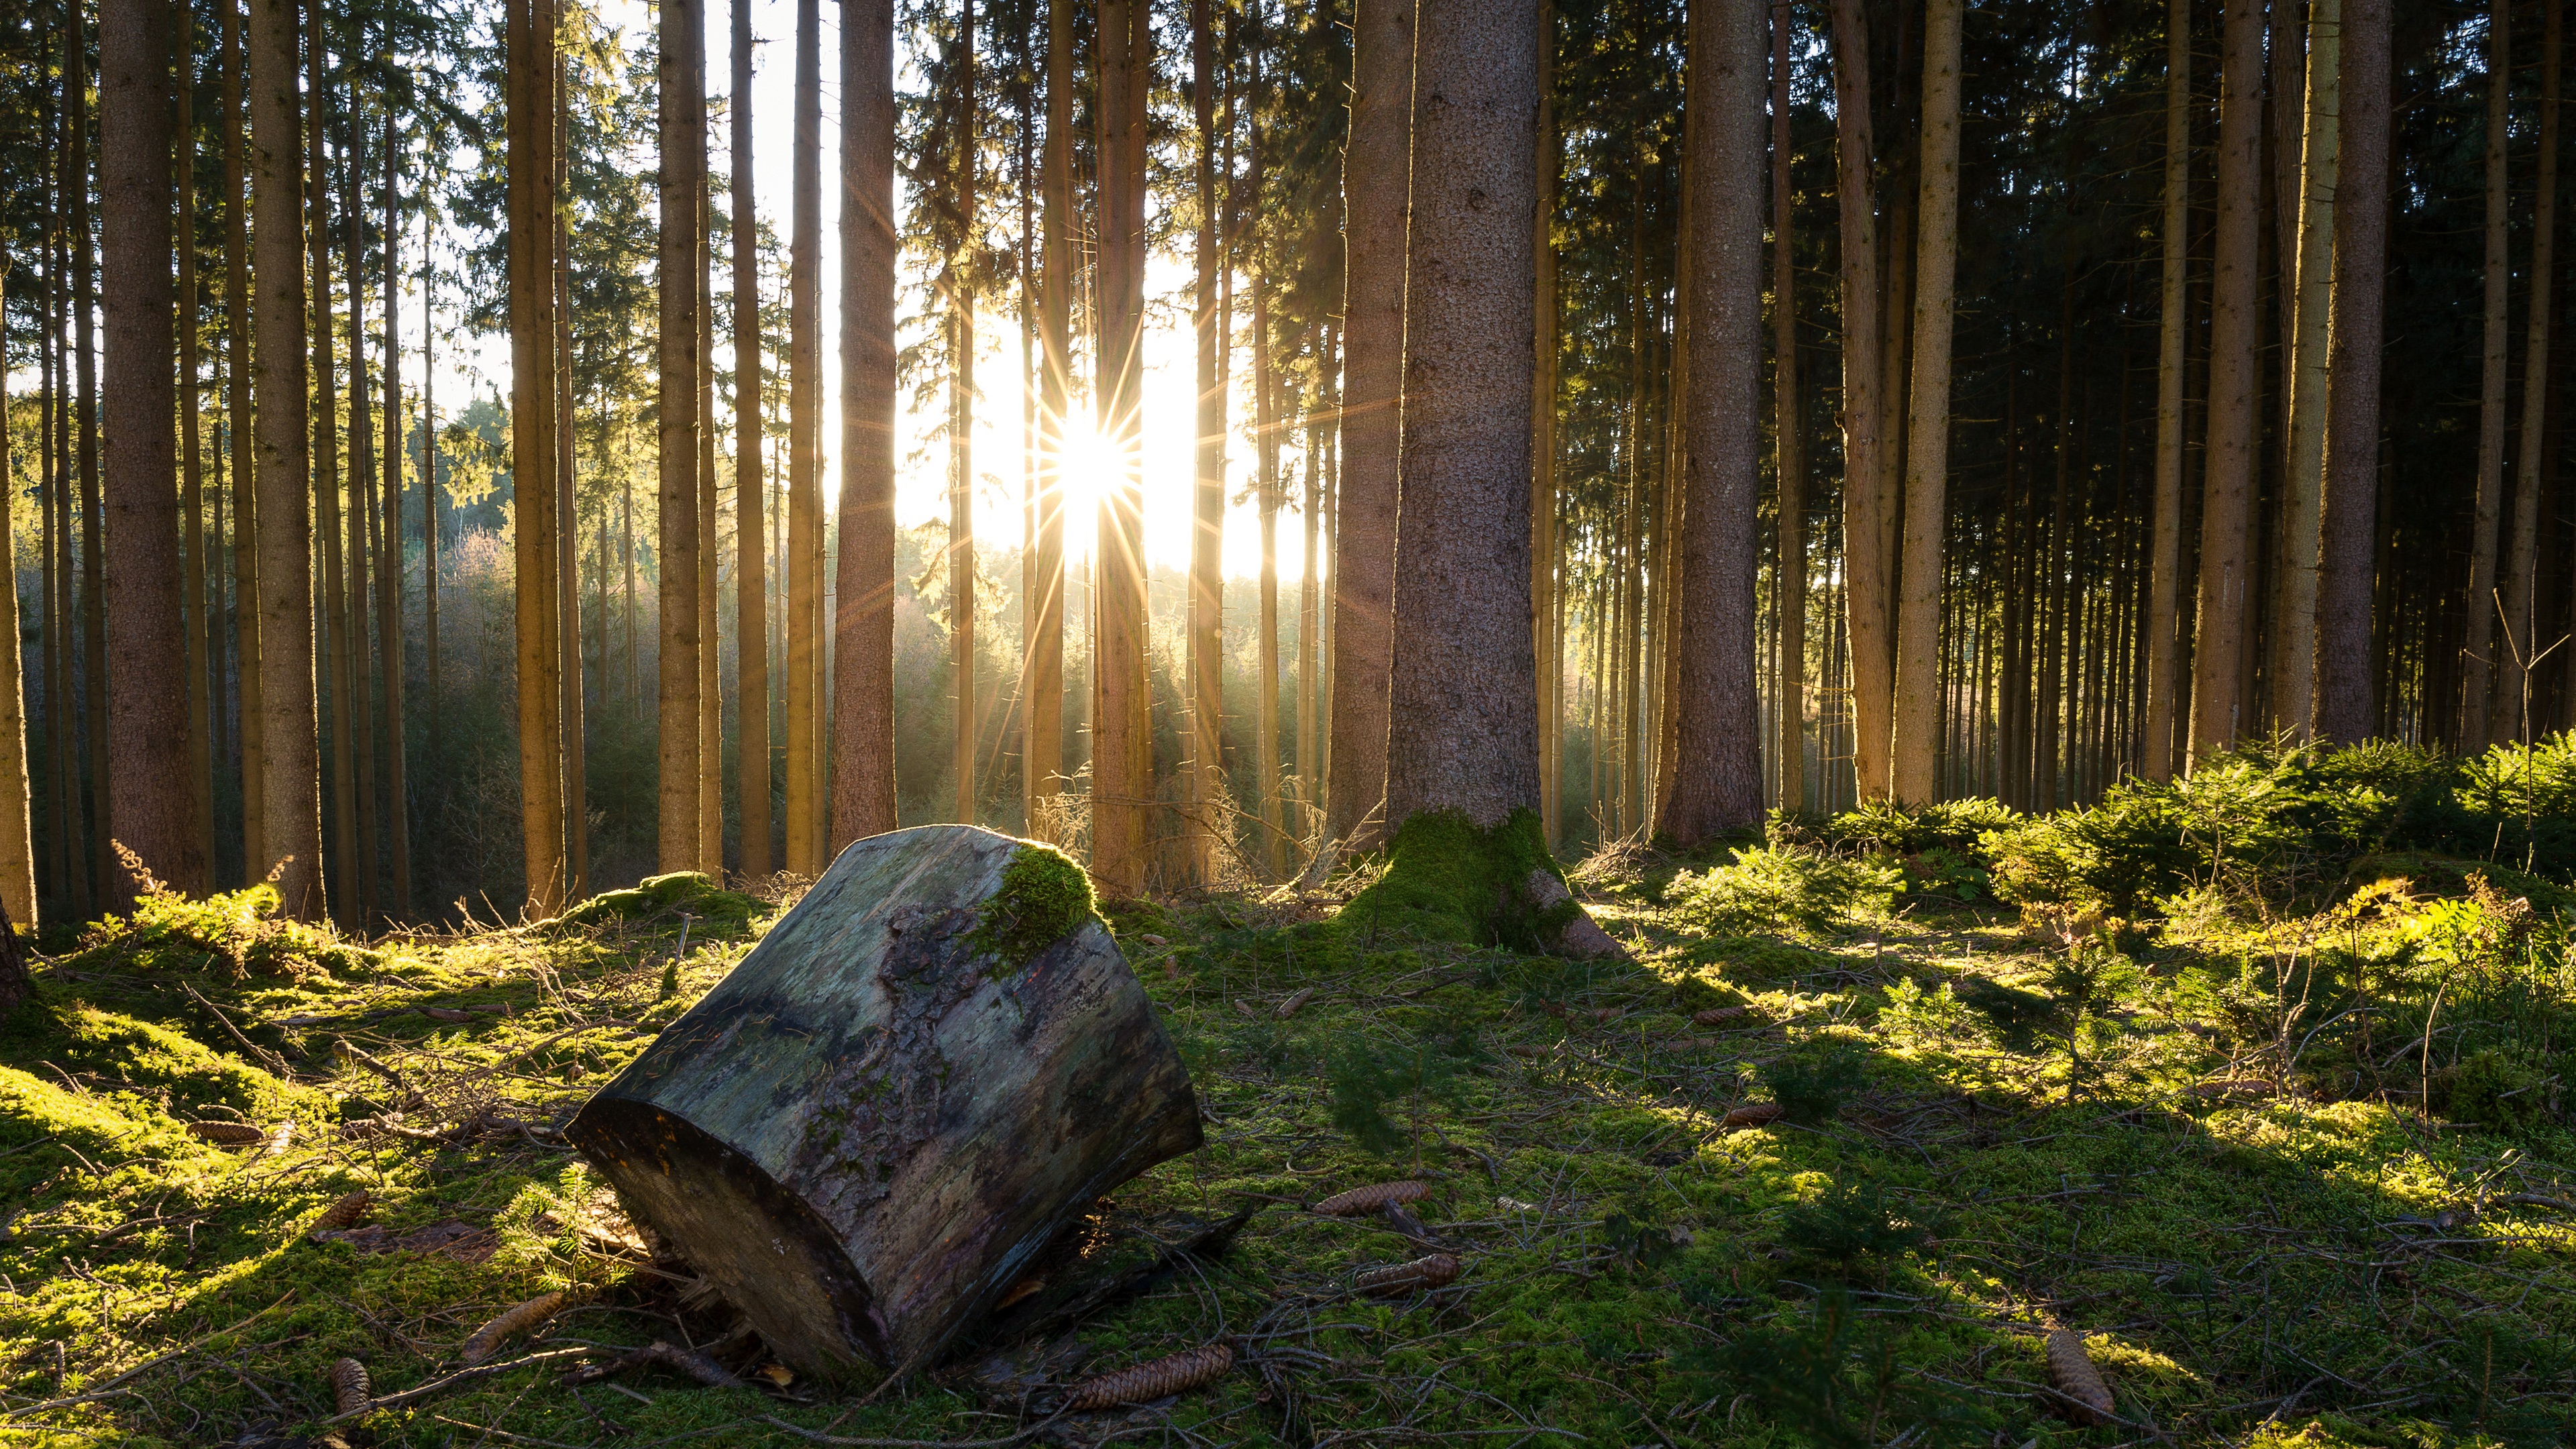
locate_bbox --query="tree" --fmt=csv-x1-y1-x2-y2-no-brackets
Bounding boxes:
1090,0,1150,896
101,0,206,901
2142,0,2188,777
659,0,706,871
2187,0,2263,767
1654,0,1764,845
380,97,411,918
513,0,568,912
0,299,35,928
1533,0,1560,843
2461,0,2508,750
2497,0,2561,741
1770,0,1801,812
226,0,264,881
2315,0,2387,745
250,0,323,918
734,0,770,877
1890,0,1962,805
786,0,824,872
1827,0,1886,801
832,0,899,851
1187,0,1223,883
2273,0,2341,738
1026,0,1069,833
950,0,978,826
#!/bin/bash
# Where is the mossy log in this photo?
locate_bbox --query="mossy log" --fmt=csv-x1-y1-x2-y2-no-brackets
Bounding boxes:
567,826,1201,1379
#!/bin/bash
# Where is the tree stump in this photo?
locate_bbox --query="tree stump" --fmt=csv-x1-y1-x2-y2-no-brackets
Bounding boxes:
567,826,1201,1379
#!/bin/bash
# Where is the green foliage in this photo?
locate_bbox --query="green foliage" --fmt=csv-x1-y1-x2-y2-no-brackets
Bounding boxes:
969,844,1098,969
1758,1036,1868,1124
1809,797,2023,856
1700,1291,1987,1449
1779,1179,1937,1281
1325,1026,1490,1157
1667,846,1897,939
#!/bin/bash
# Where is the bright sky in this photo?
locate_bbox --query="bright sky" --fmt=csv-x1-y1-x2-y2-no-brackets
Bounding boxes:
412,0,1328,583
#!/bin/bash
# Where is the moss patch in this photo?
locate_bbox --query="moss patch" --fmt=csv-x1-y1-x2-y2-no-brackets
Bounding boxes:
1336,808,1569,951
545,871,761,933
969,843,1099,969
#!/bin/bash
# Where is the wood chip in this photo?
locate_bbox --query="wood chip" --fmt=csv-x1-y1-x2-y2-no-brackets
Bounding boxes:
1064,1343,1232,1411
327,1356,372,1415
1354,1252,1460,1296
460,1291,567,1366
2043,1326,2114,1426
1719,1103,1783,1129
1312,1179,1432,1216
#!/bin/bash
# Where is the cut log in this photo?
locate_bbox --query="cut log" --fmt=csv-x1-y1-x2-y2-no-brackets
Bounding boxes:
567,825,1202,1379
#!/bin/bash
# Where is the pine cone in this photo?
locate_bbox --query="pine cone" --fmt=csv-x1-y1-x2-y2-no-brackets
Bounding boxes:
327,1356,371,1415
188,1121,267,1144
309,1190,372,1236
1720,1103,1783,1128
1313,1180,1432,1216
2043,1327,2114,1426
460,1291,568,1365
1064,1344,1233,1411
1275,987,1316,1020
1354,1252,1460,1296
1693,1006,1748,1026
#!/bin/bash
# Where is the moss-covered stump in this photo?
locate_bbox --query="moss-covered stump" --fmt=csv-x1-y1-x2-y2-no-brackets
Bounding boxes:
1338,809,1626,959
566,826,1201,1379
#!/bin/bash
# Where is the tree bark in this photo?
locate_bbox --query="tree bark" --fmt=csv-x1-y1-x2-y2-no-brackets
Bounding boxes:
786,0,823,872
1772,0,1803,811
1327,0,1412,846
2275,0,2341,739
951,0,978,827
1187,0,1222,884
101,0,204,903
557,65,586,904
1090,0,1150,895
178,0,213,887
831,0,899,851
380,106,410,918
225,0,262,883
659,0,706,871
1827,0,1886,800
1533,0,1559,844
0,271,34,927
1026,0,1069,830
2187,0,2263,767
1890,0,1961,806
314,8,355,928
514,0,566,912
698,204,721,872
735,0,771,877
2144,0,2188,777
2462,0,2509,750
1381,0,1542,831
2500,0,2561,741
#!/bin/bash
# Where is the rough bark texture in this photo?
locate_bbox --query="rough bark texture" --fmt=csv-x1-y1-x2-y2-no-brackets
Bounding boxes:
1656,0,1764,845
786,0,824,873
659,0,705,871
381,119,411,918
1091,0,1151,894
735,0,770,878
2187,0,2263,767
101,0,205,904
0,276,30,925
2275,0,2341,739
250,0,322,918
831,0,899,852
570,826,1200,1379
1327,0,1412,845
951,0,978,829
2145,0,2188,777
2462,0,2508,750
1188,0,1223,884
1827,0,1886,801
2500,0,2560,741
513,0,566,913
1533,0,1560,845
226,0,264,879
1027,0,1069,826
2316,0,2384,745
1381,0,1542,832
1890,0,1961,806
1772,0,1803,812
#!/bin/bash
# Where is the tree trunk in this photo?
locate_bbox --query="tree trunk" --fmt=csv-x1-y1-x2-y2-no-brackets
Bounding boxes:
1187,0,1222,884
1890,0,1960,806
786,0,823,872
1327,0,1412,846
1027,0,1069,830
2500,0,2561,741
831,0,898,851
2274,0,2340,739
659,0,705,871
380,107,410,918
2145,0,2188,776
570,826,1199,1380
1827,0,1886,801
952,0,978,828
735,0,770,877
1656,0,1765,845
313,12,356,929
178,0,213,888
100,0,203,903
2462,0,2508,749
1772,0,1803,812
2187,0,2263,767
225,0,260,883
423,235,441,765
0,252,32,926
1533,0,1559,845
1381,0,1542,832
345,87,380,924
698,206,722,872
1090,0,1150,896
513,0,566,912
557,62,586,903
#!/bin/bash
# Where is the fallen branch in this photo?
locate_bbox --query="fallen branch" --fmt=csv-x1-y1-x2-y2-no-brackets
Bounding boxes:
321,1346,598,1424
559,1341,740,1389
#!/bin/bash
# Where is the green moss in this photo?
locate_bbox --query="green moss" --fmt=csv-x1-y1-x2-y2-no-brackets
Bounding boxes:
969,843,1098,969
1336,809,1566,951
59,883,385,982
545,871,762,932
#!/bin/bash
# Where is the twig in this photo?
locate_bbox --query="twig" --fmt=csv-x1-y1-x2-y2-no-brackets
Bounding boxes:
322,1346,599,1424
755,1410,1071,1447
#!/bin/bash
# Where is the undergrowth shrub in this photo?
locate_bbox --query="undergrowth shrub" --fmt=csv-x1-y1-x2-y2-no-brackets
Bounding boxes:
1759,1036,1869,1123
1667,846,1896,939
65,883,382,982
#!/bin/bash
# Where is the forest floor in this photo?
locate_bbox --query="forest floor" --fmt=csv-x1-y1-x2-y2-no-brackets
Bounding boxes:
2,828,2573,1449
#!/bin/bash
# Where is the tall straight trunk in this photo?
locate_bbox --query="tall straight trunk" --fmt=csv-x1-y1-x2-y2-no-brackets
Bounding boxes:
226,0,260,881
37,225,64,919
1827,0,1886,800
1772,0,1803,812
177,0,214,883
1533,0,1559,844
784,0,823,872
2187,0,2263,766
659,0,705,871
697,202,720,871
313,11,356,930
1187,0,1222,881
422,234,439,759
1299,415,1320,835
48,232,78,918
831,0,898,849
1257,252,1283,875
2500,0,2563,740
1091,0,1150,894
344,111,380,925
1656,0,1764,844
2040,290,2071,809
557,64,586,900
951,0,978,826
733,0,769,877
2145,0,2188,777
2275,0,2341,739
1890,0,1960,805
2462,0,2509,749
511,0,566,911
2314,0,2383,741
380,108,409,917
1027,0,1068,824
249,0,321,916
101,0,203,901
72,13,110,906
1382,0,1543,832
0,331,30,929
1328,0,1412,845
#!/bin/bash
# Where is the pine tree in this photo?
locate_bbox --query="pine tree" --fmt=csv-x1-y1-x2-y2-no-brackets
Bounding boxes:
1890,0,1962,805
832,0,900,851
734,0,771,877
659,0,706,871
2187,0,2263,766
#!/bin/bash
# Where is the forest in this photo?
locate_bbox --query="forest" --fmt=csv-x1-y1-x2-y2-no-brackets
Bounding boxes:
7,0,2576,1445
